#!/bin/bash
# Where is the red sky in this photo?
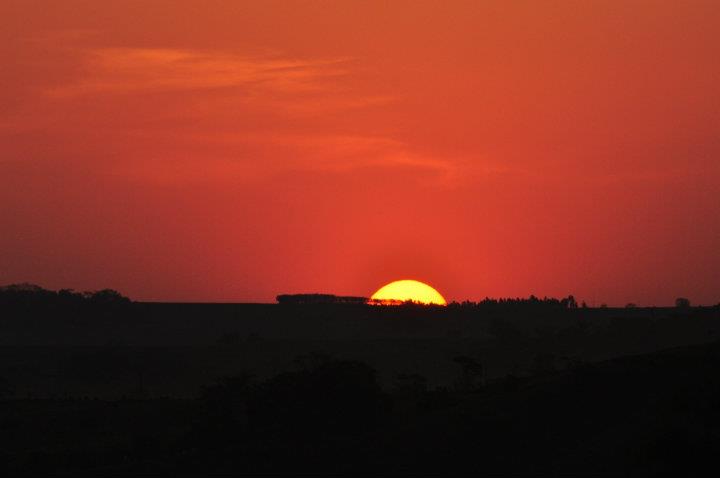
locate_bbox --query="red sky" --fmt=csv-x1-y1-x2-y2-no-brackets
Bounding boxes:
1,0,719,305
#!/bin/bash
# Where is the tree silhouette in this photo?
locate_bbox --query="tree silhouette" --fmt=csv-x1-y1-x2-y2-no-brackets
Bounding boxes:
675,297,691,309
394,372,428,396
0,376,11,399
251,358,388,437
453,356,485,391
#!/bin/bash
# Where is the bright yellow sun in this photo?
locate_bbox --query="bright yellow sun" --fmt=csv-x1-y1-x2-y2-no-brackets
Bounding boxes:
370,279,447,305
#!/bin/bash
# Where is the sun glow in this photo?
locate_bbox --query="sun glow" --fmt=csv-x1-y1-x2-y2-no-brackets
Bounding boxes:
370,280,447,305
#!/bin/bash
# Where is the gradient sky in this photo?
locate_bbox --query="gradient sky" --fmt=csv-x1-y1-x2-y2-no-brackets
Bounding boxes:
1,0,719,305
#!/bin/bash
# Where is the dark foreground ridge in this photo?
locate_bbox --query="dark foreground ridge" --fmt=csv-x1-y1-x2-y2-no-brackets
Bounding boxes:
2,284,720,474
1,341,720,474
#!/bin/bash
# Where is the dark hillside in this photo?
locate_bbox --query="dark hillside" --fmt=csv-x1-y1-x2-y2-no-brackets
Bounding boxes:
1,285,719,398
2,340,720,475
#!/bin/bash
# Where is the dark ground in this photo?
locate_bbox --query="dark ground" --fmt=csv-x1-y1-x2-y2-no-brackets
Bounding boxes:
1,291,720,474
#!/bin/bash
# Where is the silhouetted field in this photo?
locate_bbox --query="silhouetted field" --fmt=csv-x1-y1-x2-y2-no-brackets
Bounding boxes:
2,286,720,474
2,341,720,475
1,295,719,398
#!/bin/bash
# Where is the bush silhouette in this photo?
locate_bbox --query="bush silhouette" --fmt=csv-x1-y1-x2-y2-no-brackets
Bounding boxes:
0,376,11,399
675,297,691,308
251,358,388,437
195,356,389,450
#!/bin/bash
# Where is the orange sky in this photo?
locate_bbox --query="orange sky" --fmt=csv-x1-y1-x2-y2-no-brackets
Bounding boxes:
1,0,719,305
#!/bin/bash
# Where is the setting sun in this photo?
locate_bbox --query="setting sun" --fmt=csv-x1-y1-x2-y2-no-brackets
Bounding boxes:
370,280,447,305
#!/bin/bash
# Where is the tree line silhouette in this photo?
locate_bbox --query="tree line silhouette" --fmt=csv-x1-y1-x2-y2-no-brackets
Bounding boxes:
276,293,368,305
3,284,708,311
449,294,579,309
0,283,131,308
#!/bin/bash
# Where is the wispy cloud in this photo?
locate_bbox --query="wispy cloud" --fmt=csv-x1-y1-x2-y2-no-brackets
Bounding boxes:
108,130,461,184
47,47,351,97
19,45,468,184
